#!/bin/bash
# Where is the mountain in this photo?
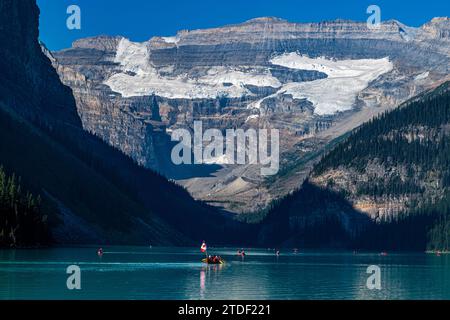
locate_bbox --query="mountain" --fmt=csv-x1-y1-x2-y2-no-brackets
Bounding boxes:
52,16,450,213
312,83,450,218
0,0,80,128
259,82,450,251
0,0,247,247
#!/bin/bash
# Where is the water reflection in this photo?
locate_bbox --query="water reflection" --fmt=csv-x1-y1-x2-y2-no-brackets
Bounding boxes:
1,247,449,300
199,263,224,299
200,269,205,299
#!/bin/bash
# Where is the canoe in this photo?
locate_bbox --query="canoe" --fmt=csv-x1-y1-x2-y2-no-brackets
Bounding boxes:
202,258,225,265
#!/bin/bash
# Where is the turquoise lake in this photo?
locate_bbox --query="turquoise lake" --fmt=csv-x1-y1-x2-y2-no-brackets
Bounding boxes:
0,247,449,300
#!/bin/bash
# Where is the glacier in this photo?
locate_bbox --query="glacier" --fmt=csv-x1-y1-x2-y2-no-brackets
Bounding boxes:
270,53,394,115
105,39,393,116
105,38,281,99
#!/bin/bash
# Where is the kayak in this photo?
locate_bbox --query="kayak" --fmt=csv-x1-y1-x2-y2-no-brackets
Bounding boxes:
202,258,225,265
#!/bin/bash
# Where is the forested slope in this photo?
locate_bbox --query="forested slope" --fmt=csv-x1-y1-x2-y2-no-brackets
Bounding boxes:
257,82,450,251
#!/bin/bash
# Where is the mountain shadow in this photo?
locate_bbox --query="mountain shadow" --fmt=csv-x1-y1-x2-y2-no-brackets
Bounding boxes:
249,180,371,248
0,0,252,247
259,82,450,251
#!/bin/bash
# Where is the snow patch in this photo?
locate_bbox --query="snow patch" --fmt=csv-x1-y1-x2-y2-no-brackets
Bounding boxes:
115,38,152,74
106,41,393,116
200,67,281,88
202,153,234,165
415,71,429,81
104,38,281,99
269,53,393,115
161,36,180,44
245,114,260,122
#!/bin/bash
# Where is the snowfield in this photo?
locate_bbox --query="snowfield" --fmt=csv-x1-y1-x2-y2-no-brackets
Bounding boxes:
104,40,393,116
199,67,281,89
161,36,180,44
269,53,394,115
415,71,430,81
104,38,281,99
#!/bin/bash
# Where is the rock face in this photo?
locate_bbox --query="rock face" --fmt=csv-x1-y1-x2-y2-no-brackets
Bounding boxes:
52,16,450,213
0,0,179,245
256,82,450,249
310,82,450,219
1,0,246,246
0,0,80,127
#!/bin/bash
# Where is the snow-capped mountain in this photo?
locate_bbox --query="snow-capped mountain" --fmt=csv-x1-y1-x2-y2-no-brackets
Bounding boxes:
52,17,450,213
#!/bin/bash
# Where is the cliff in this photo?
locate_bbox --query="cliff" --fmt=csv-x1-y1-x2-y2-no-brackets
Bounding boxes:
0,0,245,246
0,0,80,126
52,16,450,213
260,82,450,250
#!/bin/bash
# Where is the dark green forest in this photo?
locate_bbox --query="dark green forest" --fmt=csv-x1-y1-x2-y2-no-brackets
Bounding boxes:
0,166,51,247
256,82,450,251
354,192,450,251
315,82,450,251
0,101,254,247
242,180,367,248
314,83,450,188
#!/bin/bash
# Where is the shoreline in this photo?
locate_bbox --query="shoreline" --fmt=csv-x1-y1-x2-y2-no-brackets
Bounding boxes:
1,245,449,255
426,250,450,255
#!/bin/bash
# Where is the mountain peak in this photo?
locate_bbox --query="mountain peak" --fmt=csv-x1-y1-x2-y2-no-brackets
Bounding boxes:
71,35,123,51
420,16,450,41
243,17,287,24
430,17,450,23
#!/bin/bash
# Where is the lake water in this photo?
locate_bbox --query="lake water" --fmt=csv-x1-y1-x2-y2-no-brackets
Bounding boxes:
0,247,449,300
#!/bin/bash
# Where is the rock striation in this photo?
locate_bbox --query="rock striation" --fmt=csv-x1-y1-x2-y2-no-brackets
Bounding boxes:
52,16,450,212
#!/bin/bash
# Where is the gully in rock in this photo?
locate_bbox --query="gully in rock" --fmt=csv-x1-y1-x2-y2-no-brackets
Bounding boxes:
170,121,280,176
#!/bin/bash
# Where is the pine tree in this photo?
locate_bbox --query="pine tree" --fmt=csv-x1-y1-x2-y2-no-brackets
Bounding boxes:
0,166,50,247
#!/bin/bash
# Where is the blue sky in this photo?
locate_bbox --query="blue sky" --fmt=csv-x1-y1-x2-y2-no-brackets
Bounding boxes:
37,0,449,51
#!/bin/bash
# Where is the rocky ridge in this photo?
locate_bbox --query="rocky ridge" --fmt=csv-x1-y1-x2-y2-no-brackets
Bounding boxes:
52,16,450,213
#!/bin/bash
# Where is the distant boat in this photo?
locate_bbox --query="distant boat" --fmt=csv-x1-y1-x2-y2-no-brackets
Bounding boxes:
202,257,225,265
200,241,224,264
200,241,207,254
